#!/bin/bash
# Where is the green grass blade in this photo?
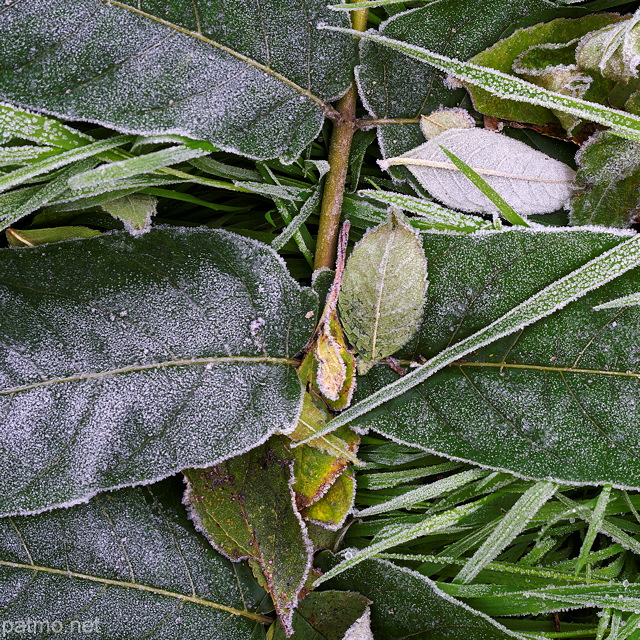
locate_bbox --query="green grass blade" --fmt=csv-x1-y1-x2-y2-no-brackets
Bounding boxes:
314,496,492,586
439,147,530,227
330,0,439,9
0,135,134,195
575,484,612,577
0,145,60,167
359,189,492,232
69,145,211,190
358,461,461,489
453,481,557,584
294,232,640,444
321,26,640,141
357,468,487,517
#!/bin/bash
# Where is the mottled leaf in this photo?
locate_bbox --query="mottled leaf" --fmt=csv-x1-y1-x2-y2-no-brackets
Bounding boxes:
302,467,356,530
184,438,311,635
316,554,522,639
338,212,428,374
0,227,316,515
384,128,575,215
570,131,640,227
0,0,355,162
0,481,272,639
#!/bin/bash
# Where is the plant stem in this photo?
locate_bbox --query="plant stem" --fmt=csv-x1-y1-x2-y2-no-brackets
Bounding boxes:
314,6,369,270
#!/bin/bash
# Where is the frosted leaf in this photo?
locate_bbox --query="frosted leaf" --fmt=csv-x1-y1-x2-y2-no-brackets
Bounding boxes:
570,131,640,228
419,108,476,140
0,227,317,515
0,482,270,638
100,193,157,235
348,228,640,490
316,555,521,639
593,291,640,310
338,212,428,374
354,0,552,163
0,0,355,162
269,591,372,640
384,128,575,215
576,14,640,82
184,438,312,635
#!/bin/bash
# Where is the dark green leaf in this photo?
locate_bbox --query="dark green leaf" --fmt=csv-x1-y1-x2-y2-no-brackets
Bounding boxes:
0,481,271,639
356,0,552,165
351,228,640,489
184,438,311,634
269,591,371,640
570,131,640,227
0,228,316,515
0,0,355,162
316,554,521,639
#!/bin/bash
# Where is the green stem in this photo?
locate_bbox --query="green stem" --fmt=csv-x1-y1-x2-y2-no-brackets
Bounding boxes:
314,6,369,270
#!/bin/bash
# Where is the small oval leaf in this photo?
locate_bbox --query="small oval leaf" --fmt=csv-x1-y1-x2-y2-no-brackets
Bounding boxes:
338,212,428,374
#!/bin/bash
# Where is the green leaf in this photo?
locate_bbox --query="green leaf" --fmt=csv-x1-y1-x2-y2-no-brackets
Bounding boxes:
338,212,428,374
0,0,355,162
0,227,316,516
570,131,640,227
316,554,524,639
184,438,311,635
354,0,553,163
100,193,157,233
0,481,271,638
335,26,640,141
467,14,624,125
269,591,372,640
5,226,102,247
301,467,356,529
334,229,640,489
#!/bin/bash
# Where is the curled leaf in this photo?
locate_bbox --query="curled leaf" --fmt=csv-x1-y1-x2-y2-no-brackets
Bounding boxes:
383,128,575,214
338,212,428,374
419,108,475,140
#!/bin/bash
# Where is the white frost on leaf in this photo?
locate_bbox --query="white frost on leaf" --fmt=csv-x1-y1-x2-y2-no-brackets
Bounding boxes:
381,128,576,215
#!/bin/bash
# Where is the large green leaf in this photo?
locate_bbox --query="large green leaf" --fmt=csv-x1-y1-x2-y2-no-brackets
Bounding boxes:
0,0,355,162
0,480,272,639
350,228,640,489
0,228,316,515
316,553,523,639
355,0,551,165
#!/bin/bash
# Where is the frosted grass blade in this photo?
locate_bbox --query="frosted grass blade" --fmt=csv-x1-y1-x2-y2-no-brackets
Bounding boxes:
357,468,487,517
359,461,461,490
314,496,491,585
68,144,212,190
0,145,60,167
359,189,492,232
440,147,530,227
295,232,640,444
0,103,93,149
0,135,134,195
575,484,612,576
453,481,557,584
330,0,442,9
0,158,97,231
272,187,321,251
592,291,640,309
322,26,640,141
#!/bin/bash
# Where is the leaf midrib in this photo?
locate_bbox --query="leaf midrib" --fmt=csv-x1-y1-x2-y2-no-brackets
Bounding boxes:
0,559,272,624
0,356,298,395
453,361,640,379
104,0,339,119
